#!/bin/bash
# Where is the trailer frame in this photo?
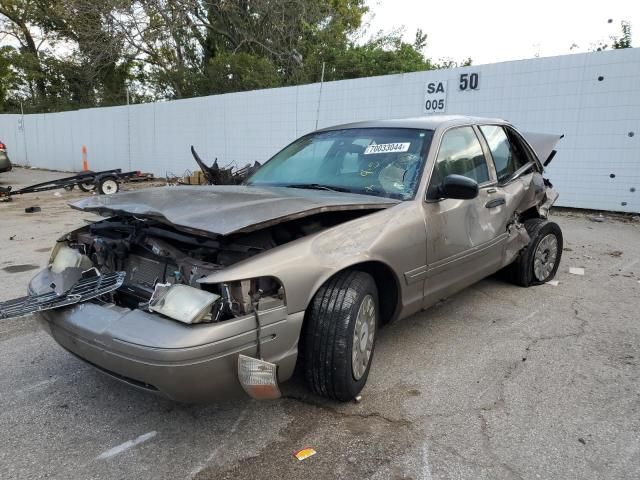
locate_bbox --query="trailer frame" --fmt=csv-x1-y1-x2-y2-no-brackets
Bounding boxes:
0,169,142,199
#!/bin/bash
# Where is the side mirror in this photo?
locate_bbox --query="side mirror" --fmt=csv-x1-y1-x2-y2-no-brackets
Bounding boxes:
437,174,479,200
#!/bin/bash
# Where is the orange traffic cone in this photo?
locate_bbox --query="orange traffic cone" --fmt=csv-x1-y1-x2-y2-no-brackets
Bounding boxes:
82,145,89,171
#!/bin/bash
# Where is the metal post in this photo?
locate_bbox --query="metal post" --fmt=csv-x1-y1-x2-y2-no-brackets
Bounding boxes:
126,86,132,170
314,62,326,130
20,101,29,167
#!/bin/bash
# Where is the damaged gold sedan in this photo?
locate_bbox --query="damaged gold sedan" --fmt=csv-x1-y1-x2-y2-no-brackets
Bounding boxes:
1,116,563,403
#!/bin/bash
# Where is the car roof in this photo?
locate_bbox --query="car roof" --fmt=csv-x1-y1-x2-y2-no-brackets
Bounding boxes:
315,115,510,132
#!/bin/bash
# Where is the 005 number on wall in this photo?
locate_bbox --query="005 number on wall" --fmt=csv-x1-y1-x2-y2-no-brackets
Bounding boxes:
423,80,447,114
424,99,445,111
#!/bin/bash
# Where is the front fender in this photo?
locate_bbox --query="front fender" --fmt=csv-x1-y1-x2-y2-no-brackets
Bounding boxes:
199,202,427,315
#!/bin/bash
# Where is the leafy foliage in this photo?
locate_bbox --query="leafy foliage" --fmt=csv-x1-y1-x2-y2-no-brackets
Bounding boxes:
612,21,632,49
0,0,470,113
591,20,633,52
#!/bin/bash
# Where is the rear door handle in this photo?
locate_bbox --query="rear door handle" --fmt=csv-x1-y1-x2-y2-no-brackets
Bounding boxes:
485,197,506,208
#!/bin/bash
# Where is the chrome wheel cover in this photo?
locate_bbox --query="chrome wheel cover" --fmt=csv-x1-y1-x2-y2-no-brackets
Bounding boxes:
352,294,376,380
533,233,558,281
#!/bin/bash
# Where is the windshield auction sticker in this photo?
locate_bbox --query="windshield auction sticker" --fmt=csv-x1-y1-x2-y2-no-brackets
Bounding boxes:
364,142,411,155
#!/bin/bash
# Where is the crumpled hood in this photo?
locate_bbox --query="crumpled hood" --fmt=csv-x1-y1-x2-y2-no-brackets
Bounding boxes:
71,185,399,236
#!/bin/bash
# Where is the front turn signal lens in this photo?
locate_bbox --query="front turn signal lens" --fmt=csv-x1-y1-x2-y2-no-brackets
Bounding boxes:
238,354,281,400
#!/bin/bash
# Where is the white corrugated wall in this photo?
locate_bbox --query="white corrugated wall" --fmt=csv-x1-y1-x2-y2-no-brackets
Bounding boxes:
1,48,638,212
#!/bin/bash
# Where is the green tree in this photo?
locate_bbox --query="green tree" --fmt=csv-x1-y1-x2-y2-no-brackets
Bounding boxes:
205,52,280,93
0,0,472,112
612,21,632,49
591,19,633,51
0,0,134,112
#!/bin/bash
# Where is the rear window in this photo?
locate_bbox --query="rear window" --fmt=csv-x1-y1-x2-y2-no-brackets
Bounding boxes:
479,125,530,182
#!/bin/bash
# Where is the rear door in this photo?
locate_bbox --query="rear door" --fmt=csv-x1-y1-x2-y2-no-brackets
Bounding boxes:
422,125,507,305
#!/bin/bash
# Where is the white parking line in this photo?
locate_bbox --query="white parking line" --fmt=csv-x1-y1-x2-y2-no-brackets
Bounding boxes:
187,406,249,479
96,431,157,460
621,258,639,272
13,378,57,396
420,442,433,480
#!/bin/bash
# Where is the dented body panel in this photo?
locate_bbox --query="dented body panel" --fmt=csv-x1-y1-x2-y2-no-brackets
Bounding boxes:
18,115,562,403
72,185,398,236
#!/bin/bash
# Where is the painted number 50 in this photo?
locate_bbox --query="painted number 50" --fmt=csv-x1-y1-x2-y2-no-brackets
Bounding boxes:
459,73,479,91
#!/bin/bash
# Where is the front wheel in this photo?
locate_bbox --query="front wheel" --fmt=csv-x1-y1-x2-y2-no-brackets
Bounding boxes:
304,270,378,401
511,218,563,287
97,176,120,195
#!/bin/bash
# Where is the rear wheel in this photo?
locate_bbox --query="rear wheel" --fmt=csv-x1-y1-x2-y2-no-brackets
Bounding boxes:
511,218,563,286
304,270,378,401
78,181,96,192
78,171,96,192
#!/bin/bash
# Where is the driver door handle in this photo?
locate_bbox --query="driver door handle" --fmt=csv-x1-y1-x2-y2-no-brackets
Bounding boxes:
485,197,506,208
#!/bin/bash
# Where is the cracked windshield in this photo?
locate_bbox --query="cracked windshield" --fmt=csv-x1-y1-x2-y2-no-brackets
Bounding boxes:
248,128,434,199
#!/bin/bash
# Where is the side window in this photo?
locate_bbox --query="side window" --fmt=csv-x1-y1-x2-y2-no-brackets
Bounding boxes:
479,125,530,183
428,126,489,197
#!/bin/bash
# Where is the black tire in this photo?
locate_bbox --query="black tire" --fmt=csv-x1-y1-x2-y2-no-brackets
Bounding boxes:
97,176,120,195
304,270,378,401
78,181,96,192
63,184,75,191
511,218,563,287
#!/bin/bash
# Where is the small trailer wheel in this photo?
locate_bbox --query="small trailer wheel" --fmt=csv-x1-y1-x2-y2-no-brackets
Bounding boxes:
78,181,96,192
98,176,120,195
63,184,75,191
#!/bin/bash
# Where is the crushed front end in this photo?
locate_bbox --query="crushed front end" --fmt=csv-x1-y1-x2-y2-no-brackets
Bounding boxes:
16,215,308,402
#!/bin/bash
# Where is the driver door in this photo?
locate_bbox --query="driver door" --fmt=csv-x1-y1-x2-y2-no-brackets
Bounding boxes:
422,125,507,306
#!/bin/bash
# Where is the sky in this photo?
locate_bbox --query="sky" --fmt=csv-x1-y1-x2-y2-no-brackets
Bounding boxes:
364,0,639,65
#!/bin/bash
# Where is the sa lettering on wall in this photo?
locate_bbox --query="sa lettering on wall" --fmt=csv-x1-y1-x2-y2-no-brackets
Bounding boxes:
423,81,447,114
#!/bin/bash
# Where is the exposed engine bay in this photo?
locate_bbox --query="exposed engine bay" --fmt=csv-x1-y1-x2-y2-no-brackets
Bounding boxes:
47,209,374,324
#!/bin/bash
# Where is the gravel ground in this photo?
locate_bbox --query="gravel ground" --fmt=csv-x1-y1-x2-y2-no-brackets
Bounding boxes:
1,167,639,480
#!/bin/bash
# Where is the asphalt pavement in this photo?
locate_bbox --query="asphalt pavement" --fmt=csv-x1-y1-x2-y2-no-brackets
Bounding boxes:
1,167,639,479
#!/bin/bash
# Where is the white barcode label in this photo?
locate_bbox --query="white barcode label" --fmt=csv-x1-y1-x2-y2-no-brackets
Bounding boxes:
364,142,410,155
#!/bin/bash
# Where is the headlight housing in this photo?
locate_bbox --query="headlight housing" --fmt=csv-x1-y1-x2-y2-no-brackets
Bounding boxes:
148,277,285,325
50,243,93,273
202,277,286,320
149,284,221,324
